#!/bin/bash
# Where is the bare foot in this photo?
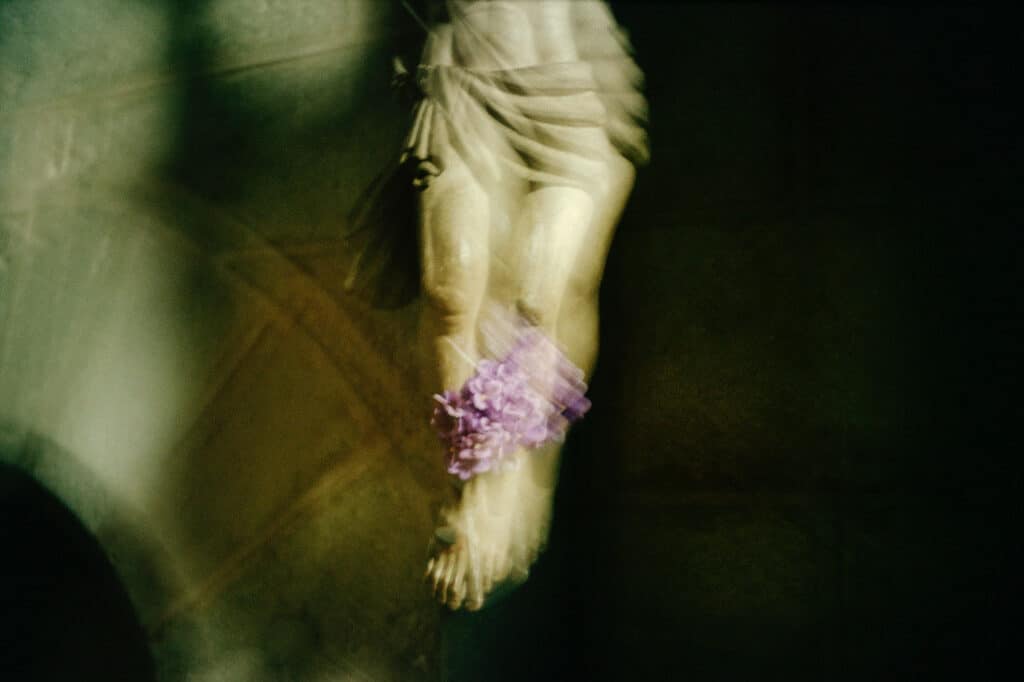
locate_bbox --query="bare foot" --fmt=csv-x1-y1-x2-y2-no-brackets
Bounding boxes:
425,465,514,610
425,532,471,610
425,446,559,610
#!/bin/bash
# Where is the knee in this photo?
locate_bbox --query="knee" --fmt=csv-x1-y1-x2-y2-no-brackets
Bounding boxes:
512,271,598,330
563,271,601,309
514,294,559,330
422,273,480,331
546,275,599,329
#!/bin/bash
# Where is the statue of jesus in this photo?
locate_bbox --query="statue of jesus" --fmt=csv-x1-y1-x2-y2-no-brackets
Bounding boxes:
397,0,648,610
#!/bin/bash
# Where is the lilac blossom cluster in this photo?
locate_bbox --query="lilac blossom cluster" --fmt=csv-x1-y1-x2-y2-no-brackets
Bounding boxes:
431,329,591,480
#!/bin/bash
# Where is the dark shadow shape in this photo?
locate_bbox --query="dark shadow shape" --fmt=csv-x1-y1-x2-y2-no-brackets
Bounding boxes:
0,463,156,681
344,161,421,309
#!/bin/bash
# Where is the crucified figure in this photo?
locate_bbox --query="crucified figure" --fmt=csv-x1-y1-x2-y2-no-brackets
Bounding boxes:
404,0,648,610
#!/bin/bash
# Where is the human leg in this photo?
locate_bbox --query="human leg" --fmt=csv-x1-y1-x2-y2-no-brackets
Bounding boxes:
418,156,491,609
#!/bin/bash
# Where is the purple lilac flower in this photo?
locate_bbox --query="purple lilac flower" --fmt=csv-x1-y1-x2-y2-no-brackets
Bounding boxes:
431,326,591,479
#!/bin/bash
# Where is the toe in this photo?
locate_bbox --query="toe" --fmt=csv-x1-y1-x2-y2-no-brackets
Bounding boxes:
447,579,466,610
431,554,448,599
439,550,458,604
448,552,468,610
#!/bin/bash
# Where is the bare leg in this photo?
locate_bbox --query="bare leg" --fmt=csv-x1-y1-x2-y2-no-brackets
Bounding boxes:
425,145,637,611
419,156,490,610
426,179,599,610
421,0,643,610
436,183,595,607
556,152,636,375
515,153,637,567
484,147,637,598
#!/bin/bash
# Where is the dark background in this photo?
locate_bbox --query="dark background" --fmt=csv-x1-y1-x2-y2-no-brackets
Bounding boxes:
2,2,1019,680
446,3,1020,680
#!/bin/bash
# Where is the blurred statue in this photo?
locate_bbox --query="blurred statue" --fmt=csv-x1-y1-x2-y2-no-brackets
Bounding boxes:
351,0,648,610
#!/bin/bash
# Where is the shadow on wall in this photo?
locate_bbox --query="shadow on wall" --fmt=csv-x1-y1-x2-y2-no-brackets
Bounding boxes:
0,457,155,681
1,1,445,679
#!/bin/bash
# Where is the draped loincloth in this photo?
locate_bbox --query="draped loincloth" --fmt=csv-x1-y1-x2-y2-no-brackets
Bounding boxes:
344,1,649,308
400,14,649,193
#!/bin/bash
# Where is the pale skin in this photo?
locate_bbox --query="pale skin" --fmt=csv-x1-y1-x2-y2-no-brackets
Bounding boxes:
419,0,638,610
